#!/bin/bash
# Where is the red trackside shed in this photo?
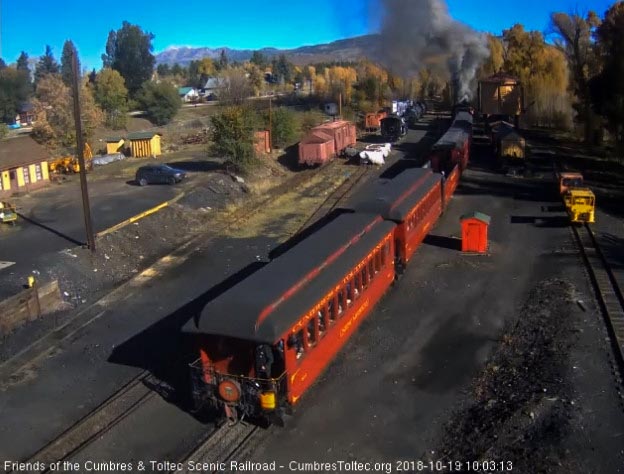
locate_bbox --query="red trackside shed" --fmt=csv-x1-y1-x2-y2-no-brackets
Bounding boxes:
461,212,491,253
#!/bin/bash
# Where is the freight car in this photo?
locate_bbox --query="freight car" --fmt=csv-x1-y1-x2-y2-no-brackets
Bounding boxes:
364,111,388,132
184,115,472,425
380,116,407,142
298,120,357,166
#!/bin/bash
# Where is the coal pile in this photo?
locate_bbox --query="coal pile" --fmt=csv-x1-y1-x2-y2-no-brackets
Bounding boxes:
436,279,577,473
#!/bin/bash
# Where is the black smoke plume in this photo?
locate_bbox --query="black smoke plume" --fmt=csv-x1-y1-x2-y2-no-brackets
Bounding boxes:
378,0,489,101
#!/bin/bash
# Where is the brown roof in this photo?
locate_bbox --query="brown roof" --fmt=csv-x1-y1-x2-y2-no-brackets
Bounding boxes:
481,72,520,84
0,136,51,170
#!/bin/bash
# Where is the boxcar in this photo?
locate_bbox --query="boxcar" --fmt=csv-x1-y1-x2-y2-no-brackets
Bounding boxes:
342,169,443,272
364,111,388,132
298,120,357,166
184,213,396,423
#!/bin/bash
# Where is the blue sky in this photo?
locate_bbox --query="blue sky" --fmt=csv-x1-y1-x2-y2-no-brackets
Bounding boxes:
0,0,616,70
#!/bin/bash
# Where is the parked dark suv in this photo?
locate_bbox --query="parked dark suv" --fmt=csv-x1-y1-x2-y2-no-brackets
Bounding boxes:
135,164,186,186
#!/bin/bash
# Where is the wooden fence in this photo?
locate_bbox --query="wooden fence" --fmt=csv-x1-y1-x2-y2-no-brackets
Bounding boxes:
0,280,62,336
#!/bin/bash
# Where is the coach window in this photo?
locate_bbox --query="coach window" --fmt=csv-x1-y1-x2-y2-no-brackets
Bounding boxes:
329,297,337,322
319,306,327,335
374,251,381,273
346,279,355,306
380,246,386,268
292,330,304,360
354,273,361,298
338,289,346,316
361,266,368,289
306,318,317,347
368,259,375,279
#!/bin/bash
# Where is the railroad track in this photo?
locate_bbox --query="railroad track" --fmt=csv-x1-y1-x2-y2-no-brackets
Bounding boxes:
173,422,269,474
9,160,350,472
11,373,157,473
295,164,373,235
572,223,624,379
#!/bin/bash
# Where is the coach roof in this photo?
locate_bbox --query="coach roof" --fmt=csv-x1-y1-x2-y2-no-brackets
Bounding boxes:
342,169,441,222
183,213,396,343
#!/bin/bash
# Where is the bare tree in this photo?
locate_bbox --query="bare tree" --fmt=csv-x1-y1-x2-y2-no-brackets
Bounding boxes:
218,68,253,105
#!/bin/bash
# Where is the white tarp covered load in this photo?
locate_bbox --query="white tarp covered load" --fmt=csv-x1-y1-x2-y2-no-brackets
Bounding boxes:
365,143,392,157
92,153,126,166
360,150,385,165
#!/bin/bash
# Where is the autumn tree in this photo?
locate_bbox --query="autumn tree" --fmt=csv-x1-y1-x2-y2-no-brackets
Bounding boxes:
34,45,59,85
136,81,180,125
325,66,357,103
0,67,32,123
32,74,103,147
479,35,505,78
218,67,253,104
210,106,259,171
551,11,601,142
60,40,80,86
188,57,215,88
94,68,129,129
102,22,155,96
246,64,266,96
591,2,624,146
503,24,572,128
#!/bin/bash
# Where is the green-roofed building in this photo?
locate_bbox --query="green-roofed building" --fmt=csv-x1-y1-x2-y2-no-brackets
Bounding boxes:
127,132,162,157
178,87,199,102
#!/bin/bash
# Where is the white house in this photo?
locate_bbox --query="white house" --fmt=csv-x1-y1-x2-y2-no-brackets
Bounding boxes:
178,87,199,102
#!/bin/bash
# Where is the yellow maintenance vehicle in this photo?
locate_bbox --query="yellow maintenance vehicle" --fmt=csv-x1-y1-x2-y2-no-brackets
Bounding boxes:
563,187,596,223
0,201,18,225
558,172,584,195
49,143,93,174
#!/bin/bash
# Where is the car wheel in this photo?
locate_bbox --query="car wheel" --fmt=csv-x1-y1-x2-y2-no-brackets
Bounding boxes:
168,177,176,185
138,178,147,186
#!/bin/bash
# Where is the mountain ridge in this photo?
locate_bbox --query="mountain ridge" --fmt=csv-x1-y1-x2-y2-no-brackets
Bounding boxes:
155,34,380,66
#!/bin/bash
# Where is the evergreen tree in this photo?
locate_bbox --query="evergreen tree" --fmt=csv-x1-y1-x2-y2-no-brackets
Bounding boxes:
34,45,60,84
250,51,268,68
217,50,229,71
60,40,80,86
102,21,155,96
16,52,30,73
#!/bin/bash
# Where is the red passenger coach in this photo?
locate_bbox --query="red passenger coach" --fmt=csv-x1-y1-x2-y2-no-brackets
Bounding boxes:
430,111,473,174
342,169,443,272
183,213,396,423
443,165,461,203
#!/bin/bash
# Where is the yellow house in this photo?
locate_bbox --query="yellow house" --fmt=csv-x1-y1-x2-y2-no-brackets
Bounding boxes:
127,132,162,158
0,136,50,198
105,137,126,154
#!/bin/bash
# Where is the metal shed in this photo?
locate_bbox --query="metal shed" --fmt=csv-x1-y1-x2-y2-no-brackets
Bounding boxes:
460,212,491,254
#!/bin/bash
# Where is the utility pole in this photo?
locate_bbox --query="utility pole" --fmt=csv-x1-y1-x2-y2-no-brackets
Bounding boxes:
339,93,342,118
71,47,96,253
268,96,272,151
